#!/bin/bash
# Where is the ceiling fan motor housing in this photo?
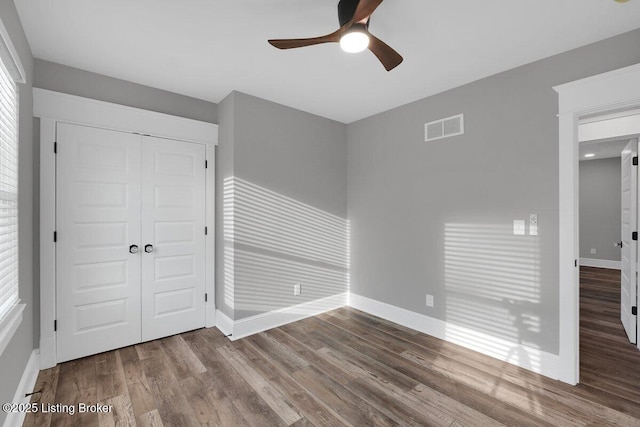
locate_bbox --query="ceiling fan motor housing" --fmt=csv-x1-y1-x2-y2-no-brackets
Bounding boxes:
338,0,361,26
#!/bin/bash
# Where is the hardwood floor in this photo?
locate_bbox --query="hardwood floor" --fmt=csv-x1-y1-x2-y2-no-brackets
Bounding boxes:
24,271,640,426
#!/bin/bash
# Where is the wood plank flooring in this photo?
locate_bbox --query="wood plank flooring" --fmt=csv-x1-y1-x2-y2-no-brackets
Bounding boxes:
24,268,640,426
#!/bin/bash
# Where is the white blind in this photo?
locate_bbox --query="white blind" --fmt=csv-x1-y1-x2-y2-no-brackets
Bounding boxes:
0,53,18,322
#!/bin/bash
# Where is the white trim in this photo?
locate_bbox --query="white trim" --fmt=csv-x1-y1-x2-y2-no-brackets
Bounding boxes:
0,15,26,83
36,90,218,368
0,303,25,356
221,293,348,341
205,146,216,328
554,62,640,385
215,309,233,337
579,258,621,270
33,88,218,145
349,294,560,380
3,350,40,427
39,119,56,370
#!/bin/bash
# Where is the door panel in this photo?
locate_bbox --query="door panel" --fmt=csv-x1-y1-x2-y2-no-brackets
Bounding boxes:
56,123,142,362
621,139,638,345
141,136,206,341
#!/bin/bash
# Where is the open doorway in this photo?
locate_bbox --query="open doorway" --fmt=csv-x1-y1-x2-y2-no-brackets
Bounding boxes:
578,110,640,397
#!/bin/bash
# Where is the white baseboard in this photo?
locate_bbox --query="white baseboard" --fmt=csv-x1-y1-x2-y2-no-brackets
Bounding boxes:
215,309,233,337
3,349,40,427
348,293,560,380
579,258,621,270
221,293,348,341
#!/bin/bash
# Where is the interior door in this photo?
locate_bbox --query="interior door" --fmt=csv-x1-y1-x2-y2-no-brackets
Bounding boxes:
140,136,206,341
620,138,638,345
56,123,142,362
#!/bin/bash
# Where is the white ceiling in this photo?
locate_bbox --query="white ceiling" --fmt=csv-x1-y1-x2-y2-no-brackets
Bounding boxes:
15,0,640,123
579,139,629,161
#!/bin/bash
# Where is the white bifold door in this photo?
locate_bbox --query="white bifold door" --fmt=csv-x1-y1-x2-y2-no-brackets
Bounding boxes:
620,138,638,346
56,123,206,363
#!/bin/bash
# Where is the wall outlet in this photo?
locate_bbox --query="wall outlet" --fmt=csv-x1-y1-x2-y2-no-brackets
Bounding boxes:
294,283,301,296
590,248,596,254
426,294,434,307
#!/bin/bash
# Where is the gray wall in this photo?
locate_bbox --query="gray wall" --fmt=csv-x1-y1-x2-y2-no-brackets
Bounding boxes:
34,59,218,123
579,157,622,262
347,28,640,355
215,92,235,319
0,0,34,423
217,91,348,320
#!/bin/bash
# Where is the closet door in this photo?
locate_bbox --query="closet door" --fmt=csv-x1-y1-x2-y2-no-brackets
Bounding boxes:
140,136,206,341
56,123,142,362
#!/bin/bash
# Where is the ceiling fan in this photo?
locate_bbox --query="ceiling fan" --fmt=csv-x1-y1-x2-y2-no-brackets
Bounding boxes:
268,0,403,71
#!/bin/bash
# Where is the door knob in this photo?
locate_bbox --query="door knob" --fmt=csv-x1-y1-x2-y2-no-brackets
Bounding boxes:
129,245,139,254
615,241,623,248
145,244,154,253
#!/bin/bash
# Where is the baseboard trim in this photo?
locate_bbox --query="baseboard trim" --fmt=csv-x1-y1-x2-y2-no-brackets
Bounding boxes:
348,293,560,380
215,309,233,337
3,349,40,427
579,258,621,270
222,293,348,341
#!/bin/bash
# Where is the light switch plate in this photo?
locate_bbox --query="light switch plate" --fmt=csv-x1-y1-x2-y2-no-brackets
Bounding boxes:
529,214,538,236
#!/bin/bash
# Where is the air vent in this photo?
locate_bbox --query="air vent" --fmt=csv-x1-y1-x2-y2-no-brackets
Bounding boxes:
424,114,464,142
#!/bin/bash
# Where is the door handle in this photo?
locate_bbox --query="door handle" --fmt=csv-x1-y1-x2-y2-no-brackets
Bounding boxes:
145,244,154,253
616,241,623,248
129,245,139,254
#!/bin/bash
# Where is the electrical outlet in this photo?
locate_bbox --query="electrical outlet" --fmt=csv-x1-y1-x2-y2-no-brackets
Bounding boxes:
294,284,301,296
426,294,434,307
590,248,596,254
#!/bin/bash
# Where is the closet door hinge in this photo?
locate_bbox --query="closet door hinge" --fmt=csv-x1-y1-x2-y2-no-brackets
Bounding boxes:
54,231,57,242
205,227,208,236
205,293,208,302
54,320,57,332
633,156,638,166
633,306,637,316
54,141,57,154
633,232,638,241
205,160,208,169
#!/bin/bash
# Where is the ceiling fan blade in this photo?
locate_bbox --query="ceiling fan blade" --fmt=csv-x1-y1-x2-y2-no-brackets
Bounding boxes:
367,33,403,71
269,28,344,49
352,0,384,23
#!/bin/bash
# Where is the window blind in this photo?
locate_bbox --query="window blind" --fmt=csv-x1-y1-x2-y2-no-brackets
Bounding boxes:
0,54,18,322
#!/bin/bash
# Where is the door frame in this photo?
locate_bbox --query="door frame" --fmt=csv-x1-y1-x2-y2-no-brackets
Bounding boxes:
554,62,640,385
34,88,219,369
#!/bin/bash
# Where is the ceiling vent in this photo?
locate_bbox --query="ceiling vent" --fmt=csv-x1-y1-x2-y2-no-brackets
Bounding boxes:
424,114,464,142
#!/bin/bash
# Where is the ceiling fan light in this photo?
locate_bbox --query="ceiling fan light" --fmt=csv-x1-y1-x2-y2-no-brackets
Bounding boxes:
340,28,369,53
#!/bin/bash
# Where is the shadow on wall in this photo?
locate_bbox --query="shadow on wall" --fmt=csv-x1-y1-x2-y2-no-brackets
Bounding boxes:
223,177,349,318
443,222,544,372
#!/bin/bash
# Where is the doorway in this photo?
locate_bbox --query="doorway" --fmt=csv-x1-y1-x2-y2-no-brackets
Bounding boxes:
578,117,640,393
555,63,640,385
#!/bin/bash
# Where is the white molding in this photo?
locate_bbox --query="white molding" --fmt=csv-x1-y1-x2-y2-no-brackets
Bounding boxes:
223,293,348,341
205,146,216,328
37,91,218,368
0,303,25,356
215,310,233,337
349,294,560,380
39,118,56,369
0,14,26,83
33,88,218,145
3,350,40,427
554,61,640,385
579,258,621,270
